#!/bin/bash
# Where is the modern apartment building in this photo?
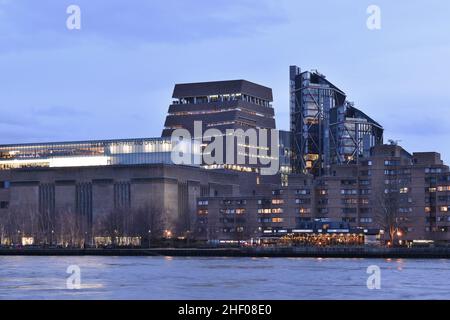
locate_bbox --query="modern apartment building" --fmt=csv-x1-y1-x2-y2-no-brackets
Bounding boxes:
196,144,450,244
290,66,383,177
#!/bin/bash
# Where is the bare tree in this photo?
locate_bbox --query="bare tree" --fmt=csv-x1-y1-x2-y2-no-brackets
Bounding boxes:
55,208,86,248
129,204,166,245
374,184,403,247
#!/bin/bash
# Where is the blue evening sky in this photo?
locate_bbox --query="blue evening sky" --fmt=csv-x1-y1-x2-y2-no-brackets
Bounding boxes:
0,0,449,161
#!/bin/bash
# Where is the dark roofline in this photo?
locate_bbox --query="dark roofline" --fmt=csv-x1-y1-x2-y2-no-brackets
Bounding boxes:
172,79,273,101
0,137,169,148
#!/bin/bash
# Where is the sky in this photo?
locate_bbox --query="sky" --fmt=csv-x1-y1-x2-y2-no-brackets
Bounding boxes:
0,0,449,161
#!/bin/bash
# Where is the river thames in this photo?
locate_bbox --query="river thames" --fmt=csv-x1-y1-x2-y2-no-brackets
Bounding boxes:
0,256,449,300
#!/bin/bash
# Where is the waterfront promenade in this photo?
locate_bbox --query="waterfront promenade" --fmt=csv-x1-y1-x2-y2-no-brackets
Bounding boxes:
1,246,450,259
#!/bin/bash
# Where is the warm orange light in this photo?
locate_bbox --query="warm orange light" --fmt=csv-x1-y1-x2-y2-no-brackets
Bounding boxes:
164,230,173,239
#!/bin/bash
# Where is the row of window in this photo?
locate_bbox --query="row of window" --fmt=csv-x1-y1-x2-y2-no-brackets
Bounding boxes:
221,209,245,215
220,218,246,224
428,186,450,192
221,226,245,233
258,208,283,214
258,218,284,223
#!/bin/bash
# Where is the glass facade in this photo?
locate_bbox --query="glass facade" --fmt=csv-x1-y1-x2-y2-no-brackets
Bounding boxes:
0,138,199,170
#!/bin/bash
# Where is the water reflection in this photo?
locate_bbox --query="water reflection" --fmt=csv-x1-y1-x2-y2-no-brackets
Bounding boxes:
0,256,449,300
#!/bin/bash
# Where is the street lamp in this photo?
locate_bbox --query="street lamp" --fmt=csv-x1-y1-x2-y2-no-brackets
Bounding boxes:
51,230,54,246
148,230,152,248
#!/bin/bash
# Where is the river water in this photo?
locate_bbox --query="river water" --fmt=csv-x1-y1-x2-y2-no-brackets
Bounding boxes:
0,256,449,300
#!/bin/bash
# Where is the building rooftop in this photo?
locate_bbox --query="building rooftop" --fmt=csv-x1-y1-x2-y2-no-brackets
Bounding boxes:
172,80,273,101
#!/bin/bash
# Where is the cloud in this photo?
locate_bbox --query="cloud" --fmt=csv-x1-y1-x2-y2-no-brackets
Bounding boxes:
0,0,287,54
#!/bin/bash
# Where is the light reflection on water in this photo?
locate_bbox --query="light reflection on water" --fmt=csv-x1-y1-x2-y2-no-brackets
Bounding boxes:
0,256,449,300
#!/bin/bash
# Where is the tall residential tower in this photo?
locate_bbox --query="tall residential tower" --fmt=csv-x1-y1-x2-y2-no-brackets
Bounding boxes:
290,66,383,176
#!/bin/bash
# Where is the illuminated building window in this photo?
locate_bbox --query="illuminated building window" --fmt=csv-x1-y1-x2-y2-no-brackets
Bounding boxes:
271,199,284,205
296,189,310,195
342,198,358,205
400,187,409,194
341,189,358,195
440,206,449,212
272,218,284,223
299,208,311,214
271,208,283,214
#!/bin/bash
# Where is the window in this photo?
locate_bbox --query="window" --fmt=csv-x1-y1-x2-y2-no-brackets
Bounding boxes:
360,218,373,223
198,200,209,206
296,198,311,205
385,160,400,166
400,188,409,194
341,189,358,195
296,189,310,195
342,198,358,205
0,181,10,189
299,208,311,214
440,206,449,212
341,180,357,186
272,199,284,205
272,218,284,223
0,201,8,209
271,208,283,214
